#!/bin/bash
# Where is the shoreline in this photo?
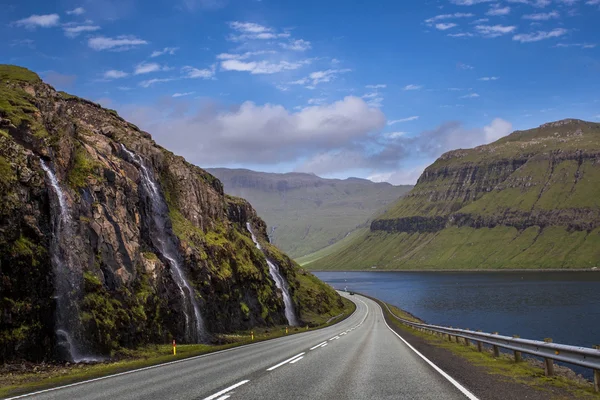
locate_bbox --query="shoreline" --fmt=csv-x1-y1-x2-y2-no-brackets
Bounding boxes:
311,268,600,273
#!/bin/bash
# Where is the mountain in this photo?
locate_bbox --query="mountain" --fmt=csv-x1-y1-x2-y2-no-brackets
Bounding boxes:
308,119,600,270
206,168,412,258
0,65,345,362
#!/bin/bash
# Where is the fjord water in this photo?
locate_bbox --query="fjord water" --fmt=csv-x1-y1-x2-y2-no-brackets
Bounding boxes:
247,223,299,326
316,271,600,349
120,146,206,343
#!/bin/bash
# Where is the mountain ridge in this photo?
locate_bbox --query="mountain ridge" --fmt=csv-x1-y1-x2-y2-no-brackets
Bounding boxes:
207,167,412,258
308,118,600,270
0,65,345,362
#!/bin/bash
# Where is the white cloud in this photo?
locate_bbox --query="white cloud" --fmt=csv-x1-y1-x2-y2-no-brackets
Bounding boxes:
66,7,85,15
555,42,596,48
486,6,511,16
227,21,290,41
172,92,195,98
216,51,276,60
221,59,309,75
448,32,474,37
478,76,499,81
280,39,311,51
451,0,494,4
475,24,517,38
362,92,380,99
366,84,387,89
103,70,129,79
14,14,60,29
385,131,409,139
404,84,423,90
368,164,429,185
513,28,568,42
436,22,458,30
460,93,480,98
457,62,475,70
139,78,175,88
484,118,513,142
388,116,419,125
123,96,385,165
523,11,560,20
425,13,474,24
134,62,164,75
308,69,351,85
88,35,148,51
63,25,100,38
151,47,178,57
182,65,216,79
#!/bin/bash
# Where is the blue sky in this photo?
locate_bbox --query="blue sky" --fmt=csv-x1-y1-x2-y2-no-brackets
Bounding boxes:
2,0,599,184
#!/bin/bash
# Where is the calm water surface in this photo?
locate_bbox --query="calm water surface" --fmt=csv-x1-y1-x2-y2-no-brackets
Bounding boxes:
315,271,600,349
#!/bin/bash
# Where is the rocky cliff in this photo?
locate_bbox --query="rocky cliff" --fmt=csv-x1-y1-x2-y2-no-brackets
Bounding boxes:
207,168,411,258
309,119,600,270
0,65,345,362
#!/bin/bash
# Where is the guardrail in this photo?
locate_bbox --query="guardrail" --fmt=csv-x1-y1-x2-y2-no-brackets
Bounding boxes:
380,302,600,392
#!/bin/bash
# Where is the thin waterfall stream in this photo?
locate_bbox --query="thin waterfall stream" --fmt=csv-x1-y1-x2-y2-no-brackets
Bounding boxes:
246,222,298,326
40,159,99,362
120,145,206,342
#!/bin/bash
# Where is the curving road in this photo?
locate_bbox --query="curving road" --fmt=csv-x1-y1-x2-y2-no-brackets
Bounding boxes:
8,293,478,400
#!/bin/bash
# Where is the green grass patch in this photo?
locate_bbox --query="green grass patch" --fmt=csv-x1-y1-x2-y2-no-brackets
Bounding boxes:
0,297,356,399
0,65,41,83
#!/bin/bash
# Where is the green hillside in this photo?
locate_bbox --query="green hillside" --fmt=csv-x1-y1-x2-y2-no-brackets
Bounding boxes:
207,168,411,258
309,119,600,270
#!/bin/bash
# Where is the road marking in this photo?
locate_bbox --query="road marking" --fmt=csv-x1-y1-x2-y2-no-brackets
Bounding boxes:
329,336,340,341
340,332,347,336
310,341,328,350
376,302,480,400
266,352,305,371
203,380,249,400
5,291,360,400
290,356,304,364
215,396,231,400
320,343,328,348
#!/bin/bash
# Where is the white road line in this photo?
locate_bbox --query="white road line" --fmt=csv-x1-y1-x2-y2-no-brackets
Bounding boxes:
266,352,305,371
319,343,328,348
329,336,340,341
376,302,479,400
289,356,304,364
203,380,249,400
310,341,328,350
215,396,231,400
340,332,347,336
5,296,360,400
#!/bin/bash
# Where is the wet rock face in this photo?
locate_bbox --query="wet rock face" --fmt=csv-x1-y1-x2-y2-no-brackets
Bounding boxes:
0,66,342,361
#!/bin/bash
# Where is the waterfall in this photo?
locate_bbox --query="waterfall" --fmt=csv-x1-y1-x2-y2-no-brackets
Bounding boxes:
120,145,206,343
246,222,298,326
40,160,100,363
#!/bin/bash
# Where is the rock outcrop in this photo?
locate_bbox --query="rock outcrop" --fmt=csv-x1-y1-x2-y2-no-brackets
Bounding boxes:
310,119,600,270
0,65,344,362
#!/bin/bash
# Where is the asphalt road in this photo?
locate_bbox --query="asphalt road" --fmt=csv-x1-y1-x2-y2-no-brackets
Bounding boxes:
10,293,477,400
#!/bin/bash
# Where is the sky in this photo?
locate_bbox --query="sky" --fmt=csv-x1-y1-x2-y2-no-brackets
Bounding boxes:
2,0,600,184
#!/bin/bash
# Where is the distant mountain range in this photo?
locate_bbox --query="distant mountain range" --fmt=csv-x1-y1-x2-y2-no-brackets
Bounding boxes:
308,119,600,270
207,168,412,258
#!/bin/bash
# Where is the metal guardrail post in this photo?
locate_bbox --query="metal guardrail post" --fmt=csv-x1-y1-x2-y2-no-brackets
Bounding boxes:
476,330,483,352
492,332,500,357
594,345,600,393
513,335,522,362
464,329,470,346
544,338,555,376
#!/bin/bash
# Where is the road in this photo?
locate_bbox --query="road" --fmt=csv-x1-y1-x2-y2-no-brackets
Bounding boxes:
9,293,477,400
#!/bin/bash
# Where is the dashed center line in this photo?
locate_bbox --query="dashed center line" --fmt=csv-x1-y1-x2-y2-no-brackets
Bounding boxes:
202,380,249,400
215,396,231,400
310,341,328,350
266,353,305,371
329,336,340,341
290,356,304,364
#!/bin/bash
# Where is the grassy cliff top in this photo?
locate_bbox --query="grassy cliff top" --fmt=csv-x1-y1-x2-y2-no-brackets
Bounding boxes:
0,65,41,84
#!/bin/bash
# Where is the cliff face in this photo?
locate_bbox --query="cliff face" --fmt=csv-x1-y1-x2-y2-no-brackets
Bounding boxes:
207,168,412,258
309,119,600,270
0,65,344,362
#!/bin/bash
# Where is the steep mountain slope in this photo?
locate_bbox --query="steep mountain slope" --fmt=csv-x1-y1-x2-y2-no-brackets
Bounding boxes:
0,65,345,362
309,119,600,270
207,168,412,258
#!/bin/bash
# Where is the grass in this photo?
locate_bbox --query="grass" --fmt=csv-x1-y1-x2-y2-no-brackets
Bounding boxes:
0,65,41,83
0,297,355,399
207,168,411,258
297,227,368,266
378,298,600,399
